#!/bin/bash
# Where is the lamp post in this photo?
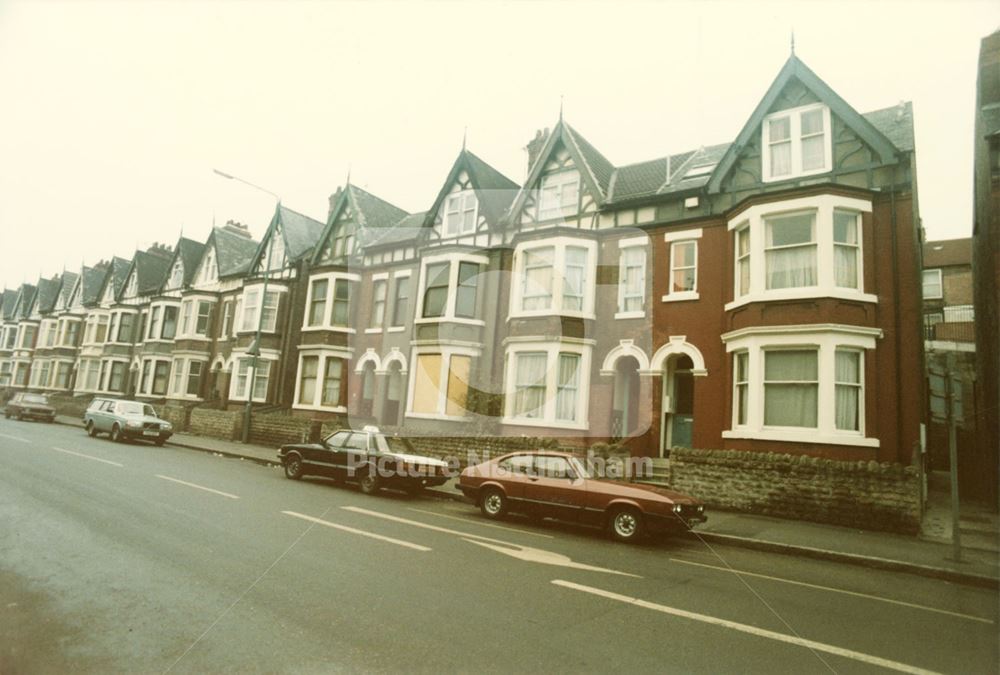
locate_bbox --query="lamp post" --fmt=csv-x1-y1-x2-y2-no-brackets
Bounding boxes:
213,168,279,443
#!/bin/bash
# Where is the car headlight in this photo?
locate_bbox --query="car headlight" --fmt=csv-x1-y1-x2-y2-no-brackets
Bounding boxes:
162,423,173,431
126,420,142,428
672,504,683,514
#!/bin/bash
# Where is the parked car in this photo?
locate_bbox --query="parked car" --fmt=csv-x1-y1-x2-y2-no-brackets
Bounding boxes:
458,451,706,542
4,392,56,422
83,397,173,445
278,425,450,495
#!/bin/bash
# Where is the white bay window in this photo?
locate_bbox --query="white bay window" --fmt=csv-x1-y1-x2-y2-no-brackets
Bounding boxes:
231,356,274,402
302,273,357,331
239,286,283,333
723,325,879,447
511,238,597,318
293,350,348,411
727,194,873,309
416,253,487,323
503,342,591,429
407,348,475,419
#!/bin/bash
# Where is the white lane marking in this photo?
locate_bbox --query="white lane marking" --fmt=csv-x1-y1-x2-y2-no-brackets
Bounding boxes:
670,557,995,625
0,433,30,443
552,579,940,675
155,475,240,500
465,539,639,577
51,446,124,467
343,506,638,577
282,511,431,552
406,507,555,539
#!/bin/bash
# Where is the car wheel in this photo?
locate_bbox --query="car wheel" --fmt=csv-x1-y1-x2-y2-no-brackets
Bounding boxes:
359,469,380,495
86,421,98,438
284,454,304,480
608,507,644,543
110,424,123,443
480,488,508,520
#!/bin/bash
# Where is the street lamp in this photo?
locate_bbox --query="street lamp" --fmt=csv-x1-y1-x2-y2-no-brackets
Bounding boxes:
213,168,279,443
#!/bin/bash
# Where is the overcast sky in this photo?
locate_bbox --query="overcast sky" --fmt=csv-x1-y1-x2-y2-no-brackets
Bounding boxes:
1,0,996,290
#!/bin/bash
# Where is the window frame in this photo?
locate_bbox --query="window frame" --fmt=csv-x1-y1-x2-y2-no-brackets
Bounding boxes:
510,237,598,319
537,169,581,221
300,273,358,332
444,188,479,236
414,252,488,325
292,348,351,412
405,345,479,421
761,103,832,182
726,194,875,310
922,269,943,300
722,326,877,447
502,341,592,430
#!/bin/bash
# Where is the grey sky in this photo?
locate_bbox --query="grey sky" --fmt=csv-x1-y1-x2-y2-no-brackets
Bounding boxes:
1,0,996,290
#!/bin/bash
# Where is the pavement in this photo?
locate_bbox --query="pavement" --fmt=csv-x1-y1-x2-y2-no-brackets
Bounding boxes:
53,414,1000,589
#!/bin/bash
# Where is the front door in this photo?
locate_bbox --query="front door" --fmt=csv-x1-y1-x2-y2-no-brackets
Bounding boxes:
661,355,695,456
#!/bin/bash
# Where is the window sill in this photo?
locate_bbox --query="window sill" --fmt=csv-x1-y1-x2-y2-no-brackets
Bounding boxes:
293,403,347,413
405,411,470,422
364,328,383,334
725,288,878,311
414,317,485,327
722,429,879,448
761,166,833,184
508,310,595,321
301,326,356,334
501,416,589,431
175,335,212,342
614,310,646,320
661,291,700,303
386,326,406,333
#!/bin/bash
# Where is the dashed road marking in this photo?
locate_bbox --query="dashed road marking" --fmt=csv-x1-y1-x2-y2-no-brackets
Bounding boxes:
0,433,30,443
51,446,124,467
155,475,240,500
282,511,431,552
406,507,555,538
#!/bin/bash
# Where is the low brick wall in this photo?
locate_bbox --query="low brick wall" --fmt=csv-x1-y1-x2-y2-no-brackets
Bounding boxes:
189,408,241,441
159,405,188,431
666,447,921,534
48,394,93,419
249,414,314,447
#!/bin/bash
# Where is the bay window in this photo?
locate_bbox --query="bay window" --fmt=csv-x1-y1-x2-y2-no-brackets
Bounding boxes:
538,170,580,221
293,350,348,410
179,299,213,338
512,238,597,318
54,362,72,389
762,103,831,181
504,342,591,429
723,325,878,447
137,358,171,396
231,357,273,402
408,349,475,419
302,274,355,330
240,287,282,333
169,358,205,398
416,254,487,322
727,194,874,308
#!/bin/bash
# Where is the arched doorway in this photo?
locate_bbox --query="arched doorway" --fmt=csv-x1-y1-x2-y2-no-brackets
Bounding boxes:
661,354,694,456
382,362,403,427
612,356,641,440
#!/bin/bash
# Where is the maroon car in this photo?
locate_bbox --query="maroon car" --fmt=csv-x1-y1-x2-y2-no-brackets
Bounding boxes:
458,451,706,542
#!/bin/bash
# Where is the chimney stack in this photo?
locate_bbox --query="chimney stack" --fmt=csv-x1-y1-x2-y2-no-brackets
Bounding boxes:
223,220,252,238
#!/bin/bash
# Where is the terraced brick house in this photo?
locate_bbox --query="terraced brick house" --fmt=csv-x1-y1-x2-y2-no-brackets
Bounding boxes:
167,222,259,405
7,283,37,390
0,289,20,389
232,204,325,408
29,272,79,393
66,262,110,395
74,256,134,397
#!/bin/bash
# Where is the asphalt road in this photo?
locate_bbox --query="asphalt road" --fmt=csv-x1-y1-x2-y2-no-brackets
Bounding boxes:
1,417,997,674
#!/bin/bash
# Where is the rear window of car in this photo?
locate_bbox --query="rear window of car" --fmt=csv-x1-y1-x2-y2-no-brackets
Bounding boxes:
22,394,47,404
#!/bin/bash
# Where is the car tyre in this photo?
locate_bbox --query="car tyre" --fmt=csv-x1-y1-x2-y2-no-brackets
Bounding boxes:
359,469,380,495
480,488,508,520
110,424,123,443
284,454,304,480
86,421,98,438
608,507,644,543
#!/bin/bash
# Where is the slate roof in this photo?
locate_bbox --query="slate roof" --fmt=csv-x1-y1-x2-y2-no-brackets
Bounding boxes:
57,271,79,309
315,186,413,258
15,284,36,320
34,276,61,314
277,205,326,261
565,124,615,197
1,289,17,321
176,237,206,286
347,185,410,231
82,263,109,305
126,251,167,296
460,150,520,223
923,238,972,268
364,212,427,249
863,102,915,153
213,226,260,278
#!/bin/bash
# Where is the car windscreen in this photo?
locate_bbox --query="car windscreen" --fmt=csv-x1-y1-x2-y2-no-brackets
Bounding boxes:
117,402,152,416
22,394,47,404
375,434,414,455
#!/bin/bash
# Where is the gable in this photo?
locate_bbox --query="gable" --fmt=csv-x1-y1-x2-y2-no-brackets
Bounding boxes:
429,170,489,241
193,242,219,285
69,278,82,308
316,202,359,263
515,140,601,229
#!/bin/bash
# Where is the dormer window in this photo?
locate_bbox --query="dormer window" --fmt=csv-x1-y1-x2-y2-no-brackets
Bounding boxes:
168,261,184,289
537,170,580,221
125,273,138,298
762,103,831,181
444,190,477,236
